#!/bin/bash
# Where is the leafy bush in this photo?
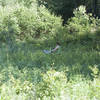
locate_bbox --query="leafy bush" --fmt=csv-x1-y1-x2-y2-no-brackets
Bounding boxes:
0,0,36,7
36,70,67,100
0,5,21,44
0,1,62,43
0,15,20,43
0,65,41,100
89,66,100,100
14,5,62,41
65,6,100,42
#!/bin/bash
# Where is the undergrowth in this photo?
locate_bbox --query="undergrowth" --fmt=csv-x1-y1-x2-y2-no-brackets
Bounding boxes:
0,41,100,100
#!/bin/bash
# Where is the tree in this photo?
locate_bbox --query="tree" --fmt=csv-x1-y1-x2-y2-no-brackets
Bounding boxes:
38,0,100,24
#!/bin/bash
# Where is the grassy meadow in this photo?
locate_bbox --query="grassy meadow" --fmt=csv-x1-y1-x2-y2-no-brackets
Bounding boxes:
0,40,100,100
0,0,100,100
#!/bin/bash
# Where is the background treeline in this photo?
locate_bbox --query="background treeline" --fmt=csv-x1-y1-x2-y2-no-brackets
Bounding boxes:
0,0,63,45
0,0,100,45
38,0,100,23
1,0,100,23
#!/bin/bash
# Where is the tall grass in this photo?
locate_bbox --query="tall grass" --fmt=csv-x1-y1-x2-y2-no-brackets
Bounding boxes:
0,41,100,100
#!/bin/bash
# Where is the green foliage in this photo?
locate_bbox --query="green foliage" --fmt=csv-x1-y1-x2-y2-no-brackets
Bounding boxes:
36,70,67,100
14,5,62,41
0,2,62,43
65,6,100,42
38,0,100,23
17,0,36,7
0,0,36,7
89,66,100,100
89,65,99,78
0,5,20,43
0,41,100,100
0,1,100,100
0,14,20,43
38,0,77,22
54,6,100,44
0,65,40,100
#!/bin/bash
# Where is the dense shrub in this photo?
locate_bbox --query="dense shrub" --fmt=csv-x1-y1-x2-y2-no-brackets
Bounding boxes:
0,5,20,43
65,6,100,42
0,0,36,7
36,70,67,100
14,5,62,41
0,1,62,43
0,15,20,43
0,65,38,100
